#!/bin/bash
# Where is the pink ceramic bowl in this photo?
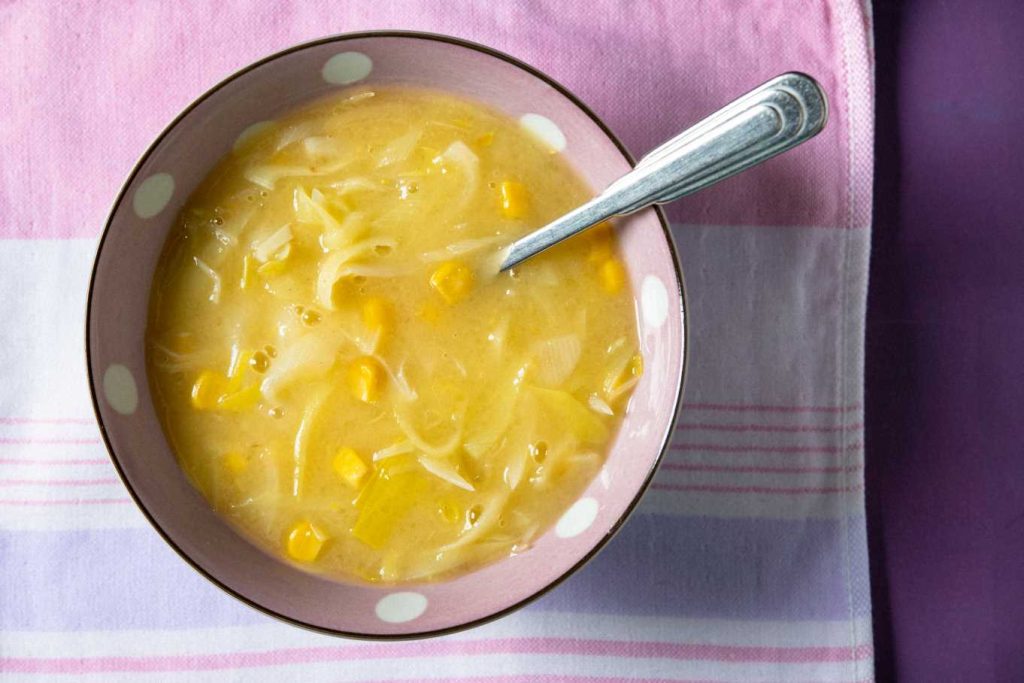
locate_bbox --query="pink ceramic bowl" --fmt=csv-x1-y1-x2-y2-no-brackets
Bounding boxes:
86,32,687,638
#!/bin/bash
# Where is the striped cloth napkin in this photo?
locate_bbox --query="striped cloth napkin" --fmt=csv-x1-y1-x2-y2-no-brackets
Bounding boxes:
0,1,875,681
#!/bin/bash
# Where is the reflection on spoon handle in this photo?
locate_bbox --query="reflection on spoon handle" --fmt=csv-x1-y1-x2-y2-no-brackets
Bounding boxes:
499,72,828,272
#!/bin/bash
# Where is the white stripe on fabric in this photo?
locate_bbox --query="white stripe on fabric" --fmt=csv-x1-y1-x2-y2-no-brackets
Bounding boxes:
0,239,96,422
1,655,870,683
0,500,147,530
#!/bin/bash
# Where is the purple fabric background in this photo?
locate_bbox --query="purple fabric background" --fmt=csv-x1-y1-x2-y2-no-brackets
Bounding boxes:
867,1,1024,680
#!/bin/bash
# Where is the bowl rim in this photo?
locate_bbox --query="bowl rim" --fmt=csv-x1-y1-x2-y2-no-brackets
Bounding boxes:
85,29,690,640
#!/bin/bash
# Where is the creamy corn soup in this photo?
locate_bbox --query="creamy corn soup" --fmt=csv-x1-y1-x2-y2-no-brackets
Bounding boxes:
147,87,642,583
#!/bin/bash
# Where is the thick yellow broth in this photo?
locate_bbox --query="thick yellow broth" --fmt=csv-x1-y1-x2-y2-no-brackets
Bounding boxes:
146,86,642,583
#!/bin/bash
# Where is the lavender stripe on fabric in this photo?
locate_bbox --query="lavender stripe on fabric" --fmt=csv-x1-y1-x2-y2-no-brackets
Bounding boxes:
535,513,870,621
0,513,868,630
0,528,264,630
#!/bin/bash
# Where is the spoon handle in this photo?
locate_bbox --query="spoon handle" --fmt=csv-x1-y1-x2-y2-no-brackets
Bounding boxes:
500,72,828,271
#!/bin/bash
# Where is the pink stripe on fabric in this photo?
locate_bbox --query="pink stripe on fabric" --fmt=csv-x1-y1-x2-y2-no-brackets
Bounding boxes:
677,422,864,434
683,403,862,414
0,498,129,506
0,2,853,238
669,443,863,455
0,458,108,465
0,417,94,425
0,478,119,486
652,483,864,495
0,438,101,445
0,639,874,674
663,463,862,475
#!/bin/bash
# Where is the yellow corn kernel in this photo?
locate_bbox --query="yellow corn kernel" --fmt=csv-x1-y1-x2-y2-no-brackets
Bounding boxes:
286,520,328,563
362,297,390,336
347,356,383,403
190,370,227,410
598,258,626,294
333,447,368,489
430,260,474,305
240,255,254,289
475,131,495,148
499,180,529,219
224,451,248,474
587,223,615,263
218,383,262,411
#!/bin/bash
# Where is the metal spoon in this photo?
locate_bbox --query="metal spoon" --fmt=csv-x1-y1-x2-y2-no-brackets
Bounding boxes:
499,72,828,272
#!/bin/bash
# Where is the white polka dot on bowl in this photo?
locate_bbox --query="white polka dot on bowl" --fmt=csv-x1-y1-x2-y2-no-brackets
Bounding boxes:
555,497,599,538
641,275,669,329
322,52,373,85
132,173,175,219
519,113,567,152
375,591,428,623
103,364,138,415
234,120,275,152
